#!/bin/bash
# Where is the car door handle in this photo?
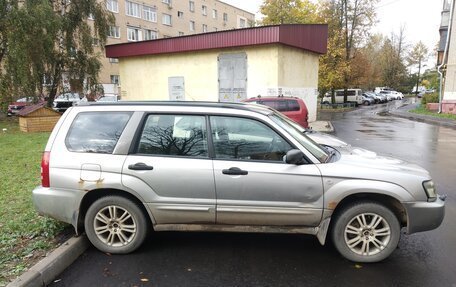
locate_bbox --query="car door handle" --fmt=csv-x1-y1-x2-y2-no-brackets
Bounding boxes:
222,167,248,175
128,162,154,171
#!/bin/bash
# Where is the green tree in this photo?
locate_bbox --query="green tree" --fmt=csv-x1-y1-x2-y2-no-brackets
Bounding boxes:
407,41,429,94
260,0,320,25
325,0,378,101
0,0,114,107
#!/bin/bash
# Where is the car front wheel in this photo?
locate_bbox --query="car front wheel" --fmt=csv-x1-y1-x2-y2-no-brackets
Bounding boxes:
84,196,149,254
331,201,400,263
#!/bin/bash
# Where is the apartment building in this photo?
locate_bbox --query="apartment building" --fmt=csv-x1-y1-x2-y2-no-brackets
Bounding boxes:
439,0,456,113
96,0,255,92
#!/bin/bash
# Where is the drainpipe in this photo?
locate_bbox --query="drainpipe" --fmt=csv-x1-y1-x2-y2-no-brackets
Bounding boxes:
438,0,455,113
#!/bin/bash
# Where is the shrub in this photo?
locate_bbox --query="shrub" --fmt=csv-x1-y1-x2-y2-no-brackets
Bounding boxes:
421,93,439,105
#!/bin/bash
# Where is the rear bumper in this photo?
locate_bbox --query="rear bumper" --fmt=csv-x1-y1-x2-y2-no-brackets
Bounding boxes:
32,186,85,229
403,196,445,234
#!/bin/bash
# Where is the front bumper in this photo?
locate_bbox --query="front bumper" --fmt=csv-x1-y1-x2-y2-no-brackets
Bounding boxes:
32,186,86,229
403,195,446,234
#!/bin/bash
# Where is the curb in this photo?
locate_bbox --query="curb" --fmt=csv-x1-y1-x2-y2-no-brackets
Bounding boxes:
309,121,335,133
388,110,456,129
7,236,89,287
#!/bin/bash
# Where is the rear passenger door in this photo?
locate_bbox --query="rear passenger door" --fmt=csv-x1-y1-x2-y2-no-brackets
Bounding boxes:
122,114,216,224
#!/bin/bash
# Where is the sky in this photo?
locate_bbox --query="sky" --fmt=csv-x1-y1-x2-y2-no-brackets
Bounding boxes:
223,0,442,64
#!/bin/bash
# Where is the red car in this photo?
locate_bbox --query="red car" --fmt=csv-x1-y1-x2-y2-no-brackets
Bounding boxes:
7,97,34,116
243,96,309,128
7,96,46,117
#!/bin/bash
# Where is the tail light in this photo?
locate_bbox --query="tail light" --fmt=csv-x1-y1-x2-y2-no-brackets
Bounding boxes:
41,151,50,188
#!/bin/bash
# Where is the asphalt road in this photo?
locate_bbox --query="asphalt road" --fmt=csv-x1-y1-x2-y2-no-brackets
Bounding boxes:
50,100,456,287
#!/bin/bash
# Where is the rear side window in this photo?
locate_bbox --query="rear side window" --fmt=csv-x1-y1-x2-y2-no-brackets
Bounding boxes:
255,100,300,112
137,114,208,158
286,100,300,111
66,112,132,154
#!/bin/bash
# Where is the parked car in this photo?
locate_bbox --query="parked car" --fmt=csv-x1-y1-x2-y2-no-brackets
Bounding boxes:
97,95,120,102
243,96,309,128
32,101,445,263
379,90,396,101
364,92,386,103
321,89,363,106
7,97,35,116
391,91,404,100
361,94,375,105
53,93,81,112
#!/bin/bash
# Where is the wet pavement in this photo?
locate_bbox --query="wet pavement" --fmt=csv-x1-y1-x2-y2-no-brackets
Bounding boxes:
50,100,456,287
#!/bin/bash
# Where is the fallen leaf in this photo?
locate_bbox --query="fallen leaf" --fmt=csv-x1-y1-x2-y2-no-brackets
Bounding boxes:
354,264,362,269
140,278,149,282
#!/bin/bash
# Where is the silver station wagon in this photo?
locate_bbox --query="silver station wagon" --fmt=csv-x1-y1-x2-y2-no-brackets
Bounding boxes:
33,101,445,262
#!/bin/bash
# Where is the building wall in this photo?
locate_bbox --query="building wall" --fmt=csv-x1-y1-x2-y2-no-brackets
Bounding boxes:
444,0,456,101
278,46,319,122
98,0,255,87
119,44,321,121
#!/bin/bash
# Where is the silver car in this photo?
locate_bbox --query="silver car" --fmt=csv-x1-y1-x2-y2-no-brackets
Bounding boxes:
33,101,445,263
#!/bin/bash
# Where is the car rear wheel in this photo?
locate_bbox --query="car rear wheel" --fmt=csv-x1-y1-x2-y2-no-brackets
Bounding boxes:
331,201,400,263
85,196,148,254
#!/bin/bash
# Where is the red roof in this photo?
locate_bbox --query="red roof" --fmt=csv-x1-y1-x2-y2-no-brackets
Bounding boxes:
106,24,328,58
18,102,58,116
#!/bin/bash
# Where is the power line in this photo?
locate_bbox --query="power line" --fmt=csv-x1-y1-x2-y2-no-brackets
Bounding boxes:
376,0,404,9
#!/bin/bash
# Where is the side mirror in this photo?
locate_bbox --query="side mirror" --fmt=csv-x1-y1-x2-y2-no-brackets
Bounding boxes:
284,149,305,165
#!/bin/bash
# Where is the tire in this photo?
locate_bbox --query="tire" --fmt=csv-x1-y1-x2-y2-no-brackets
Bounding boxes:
331,201,400,263
84,196,149,254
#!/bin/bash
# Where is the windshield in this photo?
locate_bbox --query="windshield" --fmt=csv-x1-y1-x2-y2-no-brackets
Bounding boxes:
270,113,329,163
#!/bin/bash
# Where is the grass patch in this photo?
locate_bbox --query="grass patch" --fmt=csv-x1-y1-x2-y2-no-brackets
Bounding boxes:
409,105,456,120
0,118,68,286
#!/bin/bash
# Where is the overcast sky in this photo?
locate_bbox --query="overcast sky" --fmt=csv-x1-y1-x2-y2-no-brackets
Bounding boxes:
222,0,442,63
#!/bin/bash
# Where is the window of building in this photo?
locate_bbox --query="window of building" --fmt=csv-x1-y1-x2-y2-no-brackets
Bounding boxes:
202,5,207,16
143,6,157,22
110,75,120,84
106,0,118,13
178,11,184,18
162,0,171,4
202,24,207,33
239,18,246,28
137,115,208,158
162,13,172,26
144,29,158,40
223,13,228,22
212,9,217,19
108,26,120,38
66,112,132,154
178,31,185,36
109,58,119,63
127,26,141,41
189,20,195,31
213,27,218,32
126,1,141,18
189,1,194,12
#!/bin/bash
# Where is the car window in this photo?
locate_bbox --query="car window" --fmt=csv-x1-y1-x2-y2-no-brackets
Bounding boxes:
253,100,300,112
66,112,132,154
287,100,300,111
270,113,329,163
210,116,293,162
137,114,208,158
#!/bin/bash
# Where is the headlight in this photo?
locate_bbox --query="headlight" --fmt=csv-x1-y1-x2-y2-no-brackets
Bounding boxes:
423,180,437,202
